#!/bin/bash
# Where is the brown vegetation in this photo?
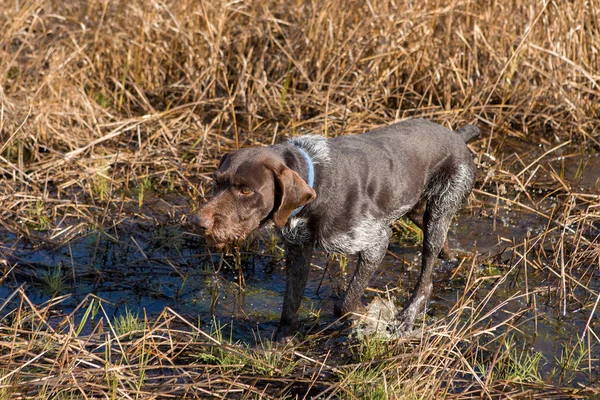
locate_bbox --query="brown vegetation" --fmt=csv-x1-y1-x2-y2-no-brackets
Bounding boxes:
0,0,599,398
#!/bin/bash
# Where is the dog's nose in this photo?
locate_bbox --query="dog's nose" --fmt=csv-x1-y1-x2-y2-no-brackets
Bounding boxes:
193,214,213,231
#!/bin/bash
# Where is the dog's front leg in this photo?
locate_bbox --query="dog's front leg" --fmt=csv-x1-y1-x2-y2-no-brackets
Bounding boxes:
275,241,314,341
334,229,391,317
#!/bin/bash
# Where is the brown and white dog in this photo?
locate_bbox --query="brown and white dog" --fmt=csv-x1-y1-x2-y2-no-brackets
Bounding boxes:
195,119,479,341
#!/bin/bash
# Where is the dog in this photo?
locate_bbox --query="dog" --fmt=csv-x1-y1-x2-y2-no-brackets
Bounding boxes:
195,118,479,341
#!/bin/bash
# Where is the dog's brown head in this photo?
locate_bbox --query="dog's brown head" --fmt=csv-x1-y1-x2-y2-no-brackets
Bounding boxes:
195,148,316,247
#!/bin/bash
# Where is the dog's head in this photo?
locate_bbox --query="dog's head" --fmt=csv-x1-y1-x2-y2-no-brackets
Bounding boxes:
194,148,316,247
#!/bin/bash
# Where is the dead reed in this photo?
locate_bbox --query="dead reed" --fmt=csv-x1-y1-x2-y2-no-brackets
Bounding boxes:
1,0,599,398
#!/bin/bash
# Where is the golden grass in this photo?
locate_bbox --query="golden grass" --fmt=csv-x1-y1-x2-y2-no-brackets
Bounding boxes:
1,263,599,399
1,0,598,224
1,0,599,398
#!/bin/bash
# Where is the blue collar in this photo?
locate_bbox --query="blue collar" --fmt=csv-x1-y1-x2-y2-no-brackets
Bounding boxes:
290,147,314,217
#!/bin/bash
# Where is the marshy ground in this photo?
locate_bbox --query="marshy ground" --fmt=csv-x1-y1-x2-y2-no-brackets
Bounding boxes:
1,0,599,398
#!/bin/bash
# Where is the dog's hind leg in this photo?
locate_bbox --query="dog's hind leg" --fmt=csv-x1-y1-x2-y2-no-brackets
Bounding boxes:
398,164,474,330
406,198,452,260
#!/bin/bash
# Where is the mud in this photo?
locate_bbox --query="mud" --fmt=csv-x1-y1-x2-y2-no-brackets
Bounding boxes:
0,150,598,385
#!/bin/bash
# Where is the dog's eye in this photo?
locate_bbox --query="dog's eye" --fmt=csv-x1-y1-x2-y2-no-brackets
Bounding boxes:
240,187,254,195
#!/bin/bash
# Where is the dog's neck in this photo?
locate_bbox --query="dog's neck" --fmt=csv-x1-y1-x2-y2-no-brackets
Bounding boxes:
287,135,331,166
290,147,315,217
270,135,330,220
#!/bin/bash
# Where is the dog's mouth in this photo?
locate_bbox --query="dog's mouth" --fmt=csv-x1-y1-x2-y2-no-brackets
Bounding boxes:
203,226,253,250
195,211,265,251
205,235,245,250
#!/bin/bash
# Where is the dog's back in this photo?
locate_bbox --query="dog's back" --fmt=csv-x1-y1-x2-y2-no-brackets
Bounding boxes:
301,119,477,253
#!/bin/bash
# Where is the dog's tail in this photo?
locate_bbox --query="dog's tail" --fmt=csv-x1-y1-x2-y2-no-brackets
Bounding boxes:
455,124,480,144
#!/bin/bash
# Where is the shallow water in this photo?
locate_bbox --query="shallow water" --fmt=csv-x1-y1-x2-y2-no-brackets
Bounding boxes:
1,151,599,385
2,209,597,352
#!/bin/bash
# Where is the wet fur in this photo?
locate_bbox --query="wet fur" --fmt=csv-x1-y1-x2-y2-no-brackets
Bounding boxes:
195,118,480,341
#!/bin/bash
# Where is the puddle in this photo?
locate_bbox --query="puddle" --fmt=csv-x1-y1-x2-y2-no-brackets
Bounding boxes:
1,149,599,387
2,208,597,360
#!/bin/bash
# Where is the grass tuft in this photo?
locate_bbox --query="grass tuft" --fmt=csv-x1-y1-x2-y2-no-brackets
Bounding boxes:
114,308,146,339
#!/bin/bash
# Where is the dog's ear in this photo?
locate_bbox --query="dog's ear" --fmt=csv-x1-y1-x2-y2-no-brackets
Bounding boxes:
272,167,316,228
217,153,231,169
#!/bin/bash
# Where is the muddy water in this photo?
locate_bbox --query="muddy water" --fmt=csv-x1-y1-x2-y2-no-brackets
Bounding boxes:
1,209,597,366
0,151,599,383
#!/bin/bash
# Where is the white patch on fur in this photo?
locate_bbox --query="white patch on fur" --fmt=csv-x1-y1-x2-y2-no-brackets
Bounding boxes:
280,217,311,244
425,163,474,219
288,135,331,165
320,217,390,255
315,204,412,255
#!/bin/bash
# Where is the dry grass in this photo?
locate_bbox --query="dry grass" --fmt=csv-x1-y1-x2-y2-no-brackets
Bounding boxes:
1,0,599,398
